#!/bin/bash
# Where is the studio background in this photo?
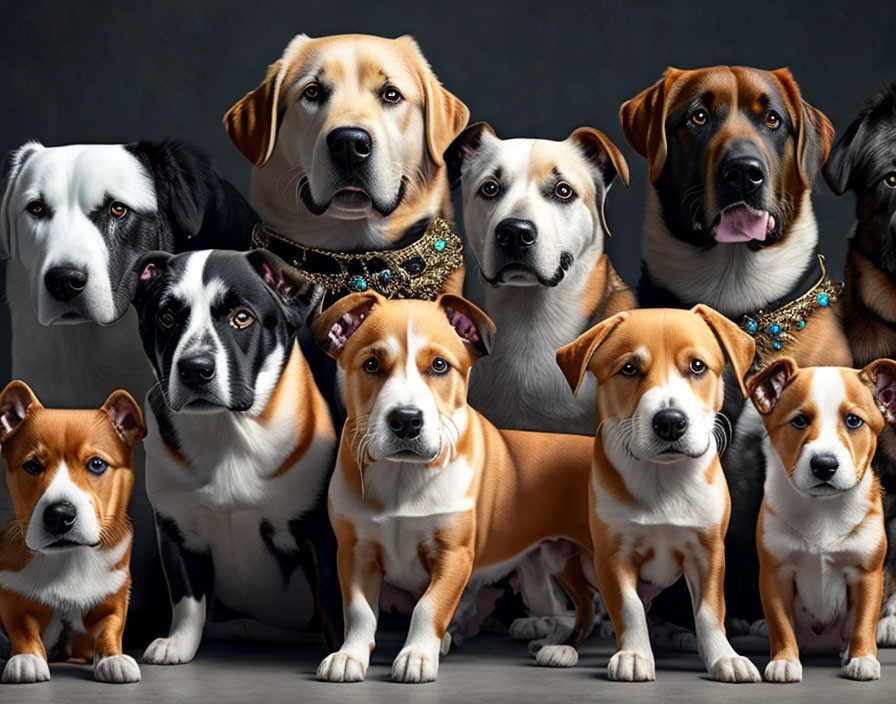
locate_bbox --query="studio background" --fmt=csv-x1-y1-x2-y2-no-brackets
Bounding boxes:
1,0,893,384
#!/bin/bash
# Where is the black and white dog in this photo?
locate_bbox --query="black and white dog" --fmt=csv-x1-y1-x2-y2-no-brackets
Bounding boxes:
131,248,340,663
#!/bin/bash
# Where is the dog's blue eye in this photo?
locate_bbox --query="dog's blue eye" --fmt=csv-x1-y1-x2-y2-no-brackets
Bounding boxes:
363,357,380,374
87,457,108,475
790,414,810,430
845,413,864,430
620,362,638,376
23,459,44,475
431,357,450,375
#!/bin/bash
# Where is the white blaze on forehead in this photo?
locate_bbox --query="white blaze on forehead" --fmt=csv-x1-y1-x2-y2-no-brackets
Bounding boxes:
809,367,847,434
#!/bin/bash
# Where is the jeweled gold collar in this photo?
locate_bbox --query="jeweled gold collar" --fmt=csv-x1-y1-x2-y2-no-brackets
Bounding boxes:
741,255,843,368
251,217,463,301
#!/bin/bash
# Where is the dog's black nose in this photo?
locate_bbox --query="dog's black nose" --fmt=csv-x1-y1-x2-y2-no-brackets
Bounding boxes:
495,218,537,253
178,353,216,388
388,407,424,440
43,501,77,535
721,155,765,196
810,454,839,481
327,127,372,168
652,409,689,442
44,267,88,302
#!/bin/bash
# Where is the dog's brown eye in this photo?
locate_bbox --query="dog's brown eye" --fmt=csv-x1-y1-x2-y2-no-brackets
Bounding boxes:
157,308,175,329
23,459,44,475
228,307,255,330
690,109,708,126
110,201,128,219
363,357,380,374
765,111,781,130
303,83,321,100
26,200,46,217
431,357,450,374
381,86,403,104
884,173,896,189
689,359,706,374
620,362,638,376
554,181,575,200
480,179,500,198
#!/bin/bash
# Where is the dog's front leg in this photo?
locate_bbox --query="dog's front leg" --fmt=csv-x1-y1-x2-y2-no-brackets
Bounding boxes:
142,513,214,665
757,548,801,683
843,569,883,680
392,545,474,684
0,599,51,683
87,585,141,684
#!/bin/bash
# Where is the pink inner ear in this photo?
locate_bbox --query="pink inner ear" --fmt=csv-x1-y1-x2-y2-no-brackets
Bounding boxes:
261,262,299,301
446,307,480,344
876,371,896,421
0,396,28,435
140,263,157,281
327,306,370,350
752,368,788,413
460,142,477,162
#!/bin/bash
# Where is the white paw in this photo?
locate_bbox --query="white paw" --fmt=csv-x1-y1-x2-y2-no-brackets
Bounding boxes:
317,652,367,683
535,645,578,668
843,655,880,681
391,647,439,683
764,658,802,683
710,655,762,683
2,653,50,683
94,654,141,683
750,619,769,638
510,616,552,641
607,650,655,681
141,636,197,665
877,614,896,646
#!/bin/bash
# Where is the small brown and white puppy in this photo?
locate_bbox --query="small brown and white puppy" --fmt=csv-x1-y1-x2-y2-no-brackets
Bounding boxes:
446,122,635,435
225,33,468,268
0,381,145,684
557,306,761,682
747,359,893,681
311,293,594,683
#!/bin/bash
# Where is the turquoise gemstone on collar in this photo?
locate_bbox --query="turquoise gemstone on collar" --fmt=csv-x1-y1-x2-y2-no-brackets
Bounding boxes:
348,275,368,292
768,323,781,336
772,338,783,351
797,319,806,330
434,238,447,252
817,293,830,306
745,319,758,336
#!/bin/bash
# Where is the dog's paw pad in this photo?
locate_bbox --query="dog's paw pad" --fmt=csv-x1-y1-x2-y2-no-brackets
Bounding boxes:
843,655,880,681
94,654,141,683
1,654,50,683
317,652,366,683
764,658,802,683
141,637,195,665
391,647,438,683
877,615,896,646
711,655,761,683
607,650,655,681
535,645,578,668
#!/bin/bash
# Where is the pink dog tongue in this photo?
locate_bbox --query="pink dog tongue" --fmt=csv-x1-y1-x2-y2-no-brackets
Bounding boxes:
714,206,770,243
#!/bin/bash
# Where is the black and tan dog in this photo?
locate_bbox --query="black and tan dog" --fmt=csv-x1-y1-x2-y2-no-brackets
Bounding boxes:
825,84,896,646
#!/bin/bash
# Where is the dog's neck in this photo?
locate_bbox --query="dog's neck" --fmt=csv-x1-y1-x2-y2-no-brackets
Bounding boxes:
641,189,820,319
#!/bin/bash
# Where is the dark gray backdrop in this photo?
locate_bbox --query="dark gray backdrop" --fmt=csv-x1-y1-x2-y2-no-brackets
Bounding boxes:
1,0,893,384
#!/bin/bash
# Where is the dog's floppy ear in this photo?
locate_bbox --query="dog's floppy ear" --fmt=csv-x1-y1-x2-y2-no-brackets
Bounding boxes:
397,35,470,167
246,249,322,329
748,357,798,415
436,294,495,360
824,116,863,196
556,312,627,397
860,358,896,423
445,122,497,189
772,68,835,188
0,380,42,442
620,68,684,182
131,250,174,311
691,304,756,397
101,390,146,446
312,291,383,358
0,141,43,258
568,126,630,238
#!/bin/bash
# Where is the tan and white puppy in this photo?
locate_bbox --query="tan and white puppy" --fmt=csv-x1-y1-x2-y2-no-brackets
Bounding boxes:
0,381,145,684
747,358,892,682
557,306,761,682
311,292,595,683
225,33,469,258
446,122,635,435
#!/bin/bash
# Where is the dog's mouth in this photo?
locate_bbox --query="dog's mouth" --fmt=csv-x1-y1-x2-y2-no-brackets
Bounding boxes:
482,253,574,288
42,538,94,551
300,177,407,219
804,481,845,497
330,187,374,213
45,310,91,326
711,204,777,244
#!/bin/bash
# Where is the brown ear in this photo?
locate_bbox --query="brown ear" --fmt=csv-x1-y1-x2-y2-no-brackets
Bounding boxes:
311,291,383,358
437,294,495,359
568,126,630,238
101,390,145,446
399,36,469,167
690,304,756,397
771,68,835,187
860,358,896,423
445,121,497,187
0,380,42,442
556,312,627,396
619,67,684,182
747,357,798,415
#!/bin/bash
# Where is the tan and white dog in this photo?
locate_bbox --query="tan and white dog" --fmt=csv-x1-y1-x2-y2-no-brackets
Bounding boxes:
311,292,595,683
557,306,761,682
747,358,893,682
0,381,145,684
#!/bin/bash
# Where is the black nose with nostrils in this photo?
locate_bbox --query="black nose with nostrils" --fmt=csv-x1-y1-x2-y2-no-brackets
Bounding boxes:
652,409,689,442
722,156,765,195
44,267,88,302
495,218,537,254
327,127,372,169
717,140,767,201
810,454,839,481
388,407,424,440
43,501,77,535
177,353,216,388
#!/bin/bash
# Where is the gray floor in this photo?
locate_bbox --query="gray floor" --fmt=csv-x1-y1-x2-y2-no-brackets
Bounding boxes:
4,630,896,703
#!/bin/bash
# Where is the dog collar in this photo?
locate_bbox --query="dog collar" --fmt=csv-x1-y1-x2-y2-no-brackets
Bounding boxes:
250,217,464,301
740,255,843,368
